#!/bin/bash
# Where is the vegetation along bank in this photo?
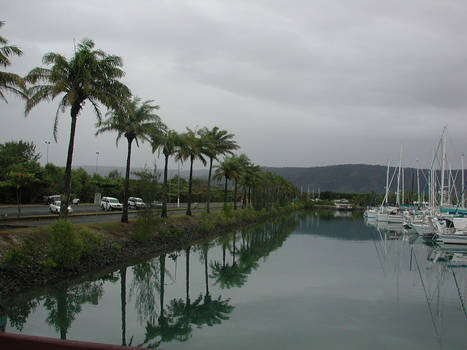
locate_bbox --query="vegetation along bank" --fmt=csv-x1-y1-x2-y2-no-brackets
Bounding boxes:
0,203,304,297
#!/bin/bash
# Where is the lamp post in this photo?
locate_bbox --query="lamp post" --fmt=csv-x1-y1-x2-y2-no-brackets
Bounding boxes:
44,141,50,164
95,152,100,174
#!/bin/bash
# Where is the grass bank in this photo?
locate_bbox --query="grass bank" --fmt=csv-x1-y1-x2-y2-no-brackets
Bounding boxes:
0,203,304,296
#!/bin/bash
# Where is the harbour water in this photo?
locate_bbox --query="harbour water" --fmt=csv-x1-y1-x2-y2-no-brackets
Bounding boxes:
2,210,467,349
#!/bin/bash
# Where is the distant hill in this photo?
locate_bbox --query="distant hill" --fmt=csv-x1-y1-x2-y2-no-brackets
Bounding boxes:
74,163,461,194
263,164,422,194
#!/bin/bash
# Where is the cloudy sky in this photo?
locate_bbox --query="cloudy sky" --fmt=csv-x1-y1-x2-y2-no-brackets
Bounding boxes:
2,0,467,171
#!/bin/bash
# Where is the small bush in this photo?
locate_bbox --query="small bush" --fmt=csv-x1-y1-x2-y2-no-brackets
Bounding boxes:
48,220,83,269
196,212,215,234
132,220,152,242
111,242,123,253
222,204,234,218
132,208,162,242
1,241,37,269
78,227,104,253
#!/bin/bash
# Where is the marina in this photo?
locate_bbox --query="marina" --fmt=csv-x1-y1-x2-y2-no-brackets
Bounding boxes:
2,211,467,349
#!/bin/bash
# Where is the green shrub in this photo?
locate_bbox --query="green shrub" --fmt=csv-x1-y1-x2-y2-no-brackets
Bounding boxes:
222,204,234,218
48,220,83,269
78,227,104,253
1,241,37,269
237,208,256,223
132,208,161,242
111,242,123,253
132,219,152,242
196,212,215,234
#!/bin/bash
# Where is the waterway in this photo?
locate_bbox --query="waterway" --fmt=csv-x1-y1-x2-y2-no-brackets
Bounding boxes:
2,210,467,349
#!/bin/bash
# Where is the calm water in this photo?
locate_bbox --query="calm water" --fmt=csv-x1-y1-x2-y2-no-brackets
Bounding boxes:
2,211,467,349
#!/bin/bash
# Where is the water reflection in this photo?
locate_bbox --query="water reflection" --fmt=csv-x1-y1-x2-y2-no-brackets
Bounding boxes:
2,211,467,349
370,220,467,347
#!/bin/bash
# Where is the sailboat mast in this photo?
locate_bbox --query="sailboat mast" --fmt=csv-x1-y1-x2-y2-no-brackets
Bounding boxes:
416,160,420,206
440,128,447,207
396,146,402,205
462,154,465,208
383,160,390,206
448,164,452,205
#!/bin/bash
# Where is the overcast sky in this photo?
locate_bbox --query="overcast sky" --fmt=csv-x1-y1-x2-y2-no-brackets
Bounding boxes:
2,0,467,171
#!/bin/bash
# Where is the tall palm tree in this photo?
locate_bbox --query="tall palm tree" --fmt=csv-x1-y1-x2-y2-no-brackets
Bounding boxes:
230,154,250,210
96,97,163,223
176,128,206,216
240,163,262,208
198,127,238,213
25,38,130,217
150,129,180,218
213,157,240,208
0,21,27,103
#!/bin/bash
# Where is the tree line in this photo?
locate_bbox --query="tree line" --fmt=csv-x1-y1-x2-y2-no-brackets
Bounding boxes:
1,23,298,220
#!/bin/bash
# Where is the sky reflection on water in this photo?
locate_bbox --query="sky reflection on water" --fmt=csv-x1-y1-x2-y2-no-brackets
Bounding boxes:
3,211,467,349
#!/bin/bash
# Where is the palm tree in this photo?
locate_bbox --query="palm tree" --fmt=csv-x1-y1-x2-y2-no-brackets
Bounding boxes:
150,129,180,218
0,21,27,103
213,156,240,208
25,38,130,217
96,97,163,223
198,127,238,213
176,128,206,215
240,163,262,208
230,154,250,210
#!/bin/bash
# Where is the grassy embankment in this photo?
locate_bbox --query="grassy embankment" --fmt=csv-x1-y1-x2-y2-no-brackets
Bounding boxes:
0,203,304,296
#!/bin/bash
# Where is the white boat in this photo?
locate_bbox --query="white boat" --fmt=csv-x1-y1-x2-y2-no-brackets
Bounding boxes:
432,217,467,245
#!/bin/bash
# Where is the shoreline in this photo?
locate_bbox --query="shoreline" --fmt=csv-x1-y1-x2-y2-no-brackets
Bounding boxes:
0,206,302,299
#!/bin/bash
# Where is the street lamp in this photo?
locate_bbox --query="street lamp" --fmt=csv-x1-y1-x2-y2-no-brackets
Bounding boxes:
95,152,100,174
44,141,51,164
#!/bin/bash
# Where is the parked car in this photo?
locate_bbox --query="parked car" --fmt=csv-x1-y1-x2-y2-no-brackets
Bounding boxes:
49,201,73,214
45,195,61,205
128,197,146,209
101,197,123,211
72,198,80,205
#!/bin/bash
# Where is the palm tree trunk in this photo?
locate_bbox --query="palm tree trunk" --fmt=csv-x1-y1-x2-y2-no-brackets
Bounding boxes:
121,138,132,223
120,267,127,346
159,254,166,319
242,185,246,209
16,186,21,219
224,177,228,209
186,155,194,216
234,180,238,210
204,247,209,297
60,112,79,218
185,246,190,306
162,154,169,218
232,232,236,265
206,157,213,213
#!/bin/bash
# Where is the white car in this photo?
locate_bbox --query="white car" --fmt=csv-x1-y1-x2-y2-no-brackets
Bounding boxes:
128,197,146,209
101,197,123,211
49,201,73,214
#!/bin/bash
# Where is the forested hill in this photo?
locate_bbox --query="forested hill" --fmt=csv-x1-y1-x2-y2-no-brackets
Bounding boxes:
263,164,422,194
76,163,435,194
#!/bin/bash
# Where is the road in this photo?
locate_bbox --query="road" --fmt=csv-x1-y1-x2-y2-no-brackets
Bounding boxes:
0,202,225,229
0,202,221,217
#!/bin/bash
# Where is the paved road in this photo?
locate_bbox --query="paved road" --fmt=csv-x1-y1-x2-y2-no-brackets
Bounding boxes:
0,203,225,229
0,202,220,218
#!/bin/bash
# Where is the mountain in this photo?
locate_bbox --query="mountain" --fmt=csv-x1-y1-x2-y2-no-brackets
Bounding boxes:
75,163,460,195
263,164,421,194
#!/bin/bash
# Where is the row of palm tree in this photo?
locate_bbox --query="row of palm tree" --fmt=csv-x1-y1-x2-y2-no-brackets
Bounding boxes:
2,27,296,222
